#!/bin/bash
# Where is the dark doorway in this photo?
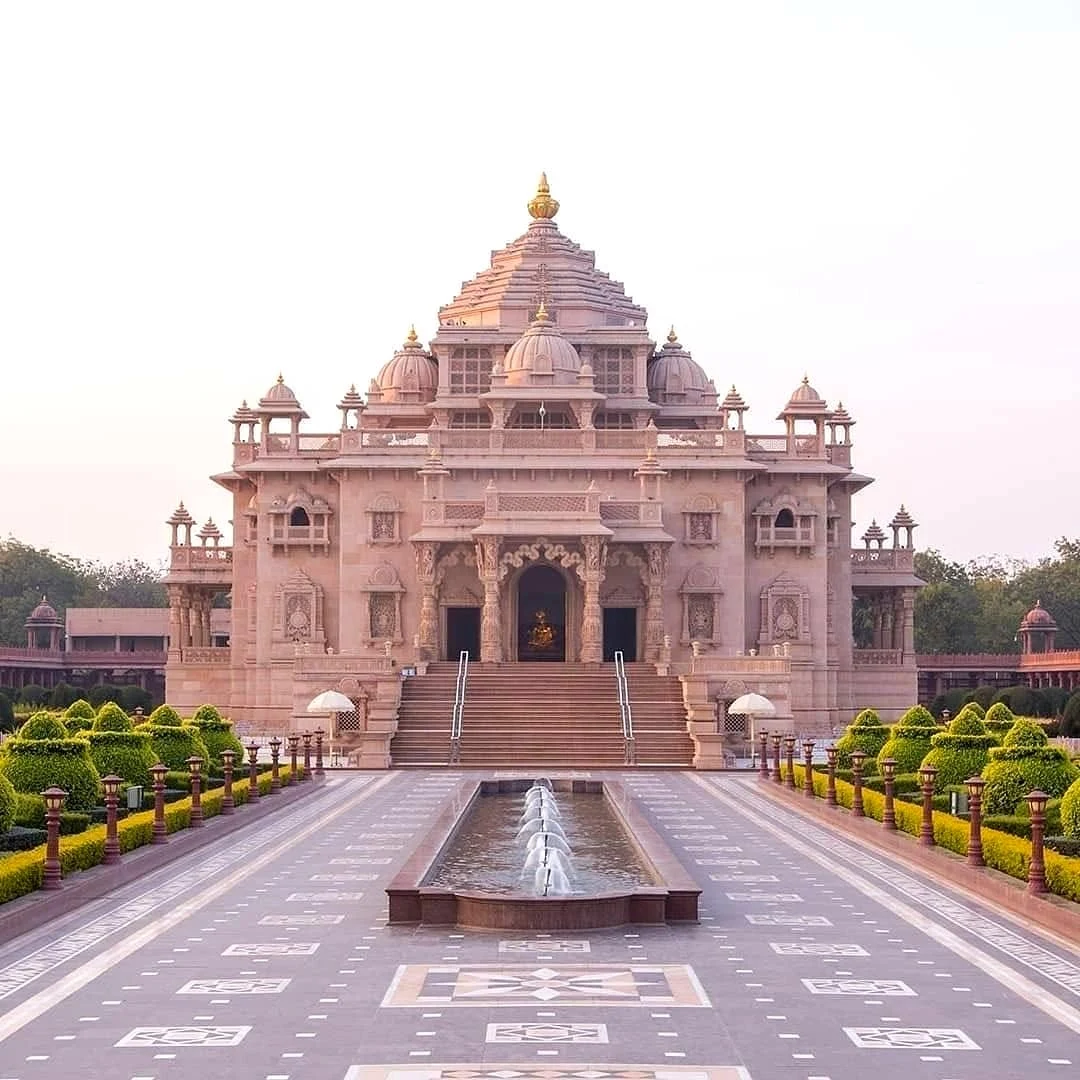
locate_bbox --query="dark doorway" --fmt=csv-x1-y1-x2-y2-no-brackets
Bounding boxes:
516,564,567,661
603,607,638,661
445,607,480,660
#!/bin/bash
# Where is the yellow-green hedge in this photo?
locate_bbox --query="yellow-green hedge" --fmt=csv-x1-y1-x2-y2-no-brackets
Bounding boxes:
790,764,1080,904
0,767,294,906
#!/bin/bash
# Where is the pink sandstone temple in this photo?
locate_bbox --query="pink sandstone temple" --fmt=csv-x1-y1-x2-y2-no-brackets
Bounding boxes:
161,176,923,767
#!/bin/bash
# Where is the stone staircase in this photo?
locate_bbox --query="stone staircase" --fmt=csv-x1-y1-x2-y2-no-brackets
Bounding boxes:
390,662,694,768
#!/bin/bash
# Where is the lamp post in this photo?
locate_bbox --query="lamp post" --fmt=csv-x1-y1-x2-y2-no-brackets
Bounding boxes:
287,734,300,786
851,751,866,817
150,763,168,844
758,731,769,779
42,786,67,890
187,756,204,827
965,776,986,868
770,732,782,783
302,732,313,782
802,740,815,797
314,728,325,779
269,737,282,793
247,741,261,803
1026,789,1049,895
825,746,838,807
783,734,797,789
918,763,937,846
220,749,235,814
881,757,897,830
102,774,122,865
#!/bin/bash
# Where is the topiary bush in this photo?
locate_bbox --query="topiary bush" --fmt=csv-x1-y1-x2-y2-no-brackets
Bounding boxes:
64,699,96,721
1063,692,1080,738
188,706,244,766
992,684,1050,718
963,686,998,712
833,709,889,774
876,705,940,774
0,691,14,733
0,771,16,833
981,720,1080,815
144,723,210,771
86,730,158,786
93,702,133,733
920,707,998,792
18,685,47,707
17,712,68,740
147,704,183,727
0,739,101,811
983,701,1016,740
1062,776,1080,839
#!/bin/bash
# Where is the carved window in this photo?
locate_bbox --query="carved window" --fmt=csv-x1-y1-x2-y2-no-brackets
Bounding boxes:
272,569,325,647
679,563,723,648
369,593,397,640
290,507,310,527
372,512,396,541
758,573,811,648
775,508,794,528
365,494,403,545
267,489,332,551
507,406,574,429
449,409,491,429
752,492,817,555
358,561,405,647
682,495,721,548
449,347,492,394
594,411,634,429
595,347,635,395
688,513,713,542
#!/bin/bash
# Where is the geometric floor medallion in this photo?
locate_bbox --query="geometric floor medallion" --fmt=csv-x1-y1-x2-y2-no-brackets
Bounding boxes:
115,1026,252,1047
802,978,916,996
381,965,711,1008
343,1067,752,1080
485,1022,609,1042
177,978,291,995
498,941,592,954
744,915,832,926
222,943,320,956
843,1028,980,1050
769,943,868,957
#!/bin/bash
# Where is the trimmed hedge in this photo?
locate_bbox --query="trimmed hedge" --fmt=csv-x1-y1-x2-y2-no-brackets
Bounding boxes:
980,720,1080,815
0,766,294,905
147,704,183,727
1062,775,1080,839
1,738,102,811
188,713,245,766
86,730,158,786
144,725,211,771
921,708,997,792
833,708,889,775
93,702,132,732
0,771,15,833
791,762,1080,904
64,700,96,721
876,705,939,774
0,826,48,852
17,711,68,740
983,701,1016,739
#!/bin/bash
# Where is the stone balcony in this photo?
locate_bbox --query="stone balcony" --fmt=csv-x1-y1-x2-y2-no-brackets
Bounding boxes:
165,544,233,585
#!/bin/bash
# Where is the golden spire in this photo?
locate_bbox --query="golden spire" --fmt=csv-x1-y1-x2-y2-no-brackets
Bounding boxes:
406,324,418,344
534,300,550,323
276,373,284,384
527,172,560,220
667,326,678,344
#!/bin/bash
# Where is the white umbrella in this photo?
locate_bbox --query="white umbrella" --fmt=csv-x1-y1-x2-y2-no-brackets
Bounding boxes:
306,690,355,713
728,692,777,717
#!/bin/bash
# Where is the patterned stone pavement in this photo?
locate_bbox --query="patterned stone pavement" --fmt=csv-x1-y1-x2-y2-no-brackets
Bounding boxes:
0,769,1078,1079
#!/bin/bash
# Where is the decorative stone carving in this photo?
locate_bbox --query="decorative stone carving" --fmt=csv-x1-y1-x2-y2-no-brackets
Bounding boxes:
357,562,405,647
751,490,817,555
500,538,584,581
682,493,721,547
678,562,723,648
365,493,403,545
758,572,811,647
369,594,397,639
272,568,325,646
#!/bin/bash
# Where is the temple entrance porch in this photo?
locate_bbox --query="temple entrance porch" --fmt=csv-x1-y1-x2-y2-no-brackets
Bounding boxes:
515,564,568,661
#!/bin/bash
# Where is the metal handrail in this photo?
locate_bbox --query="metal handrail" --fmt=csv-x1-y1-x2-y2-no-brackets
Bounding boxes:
448,650,469,764
614,650,636,765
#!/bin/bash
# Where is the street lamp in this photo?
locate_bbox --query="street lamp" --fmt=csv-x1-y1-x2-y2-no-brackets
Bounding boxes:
918,763,938,846
802,740,815,797
150,763,168,844
850,751,866,817
102,774,122,864
825,746,838,807
1025,789,1050,895
965,776,986,867
42,787,67,889
881,757,897,830
187,756,204,827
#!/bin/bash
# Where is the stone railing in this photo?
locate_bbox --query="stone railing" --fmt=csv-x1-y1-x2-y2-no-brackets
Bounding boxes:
443,501,485,522
179,647,231,664
853,648,905,666
1020,649,1080,670
294,653,395,675
916,653,1019,670
0,647,166,666
850,548,915,571
168,545,233,570
236,433,341,458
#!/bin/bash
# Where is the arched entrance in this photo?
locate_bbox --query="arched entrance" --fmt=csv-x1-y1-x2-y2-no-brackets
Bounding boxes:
516,564,567,661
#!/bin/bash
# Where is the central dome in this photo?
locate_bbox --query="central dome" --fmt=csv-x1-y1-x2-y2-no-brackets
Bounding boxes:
503,304,582,385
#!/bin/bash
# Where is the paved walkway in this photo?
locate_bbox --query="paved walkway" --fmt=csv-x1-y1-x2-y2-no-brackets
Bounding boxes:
0,770,1078,1080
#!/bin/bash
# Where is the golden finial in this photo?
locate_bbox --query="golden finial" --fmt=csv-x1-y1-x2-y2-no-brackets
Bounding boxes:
527,172,560,220
406,324,418,344
667,326,678,344
534,300,550,323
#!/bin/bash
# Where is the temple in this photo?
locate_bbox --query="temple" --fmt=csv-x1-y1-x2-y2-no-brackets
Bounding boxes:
161,175,924,766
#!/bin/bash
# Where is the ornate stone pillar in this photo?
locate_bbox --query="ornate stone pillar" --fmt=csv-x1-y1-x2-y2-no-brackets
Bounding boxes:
643,542,668,662
872,594,883,649
901,587,916,660
475,536,503,663
167,587,183,658
414,542,439,659
179,592,192,652
580,536,607,664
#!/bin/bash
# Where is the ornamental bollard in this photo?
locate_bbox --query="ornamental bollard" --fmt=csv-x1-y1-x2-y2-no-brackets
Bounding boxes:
42,787,67,890
850,751,866,817
758,730,770,778
187,756,204,827
918,763,937,845
302,732,313,782
771,732,783,784
825,745,838,807
965,776,986,868
314,728,326,779
881,757,897,830
247,742,261,803
151,763,168,844
221,749,235,814
269,737,282,793
287,734,300,786
802,740,815,797
783,734,797,789
102,774,122,865
1026,789,1049,895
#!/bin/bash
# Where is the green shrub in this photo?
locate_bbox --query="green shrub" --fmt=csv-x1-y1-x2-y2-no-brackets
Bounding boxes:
18,685,46,707
876,705,939,773
863,772,921,795
0,826,48,852
93,702,133,732
1063,692,1080,738
148,704,183,727
47,682,80,710
86,730,158,785
0,738,101,811
960,700,985,720
17,711,68,740
0,692,14,732
983,701,1016,739
87,683,125,709
64,699,96,721
833,708,889,774
144,724,210,771
1061,775,1080,839
119,685,154,714
1041,686,1070,717
963,686,998,712
992,684,1048,718
920,708,997,791
64,716,92,734
981,720,1080,814
188,711,244,765
0,771,15,832
1046,837,1080,856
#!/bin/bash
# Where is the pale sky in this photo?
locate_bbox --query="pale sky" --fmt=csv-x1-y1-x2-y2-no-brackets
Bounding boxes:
2,2,1077,568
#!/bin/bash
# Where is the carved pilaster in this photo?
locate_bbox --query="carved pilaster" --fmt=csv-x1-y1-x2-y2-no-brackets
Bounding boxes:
414,541,440,658
475,536,503,662
643,542,668,661
580,535,607,664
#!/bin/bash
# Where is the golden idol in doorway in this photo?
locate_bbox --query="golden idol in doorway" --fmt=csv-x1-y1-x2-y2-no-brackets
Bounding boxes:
527,609,557,651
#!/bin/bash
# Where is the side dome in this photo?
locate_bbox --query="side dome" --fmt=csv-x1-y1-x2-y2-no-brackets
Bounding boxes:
503,304,581,385
647,328,714,404
1020,600,1057,629
28,595,59,623
375,327,438,404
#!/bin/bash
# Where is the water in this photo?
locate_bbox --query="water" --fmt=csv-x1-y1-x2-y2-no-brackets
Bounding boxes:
425,788,652,896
